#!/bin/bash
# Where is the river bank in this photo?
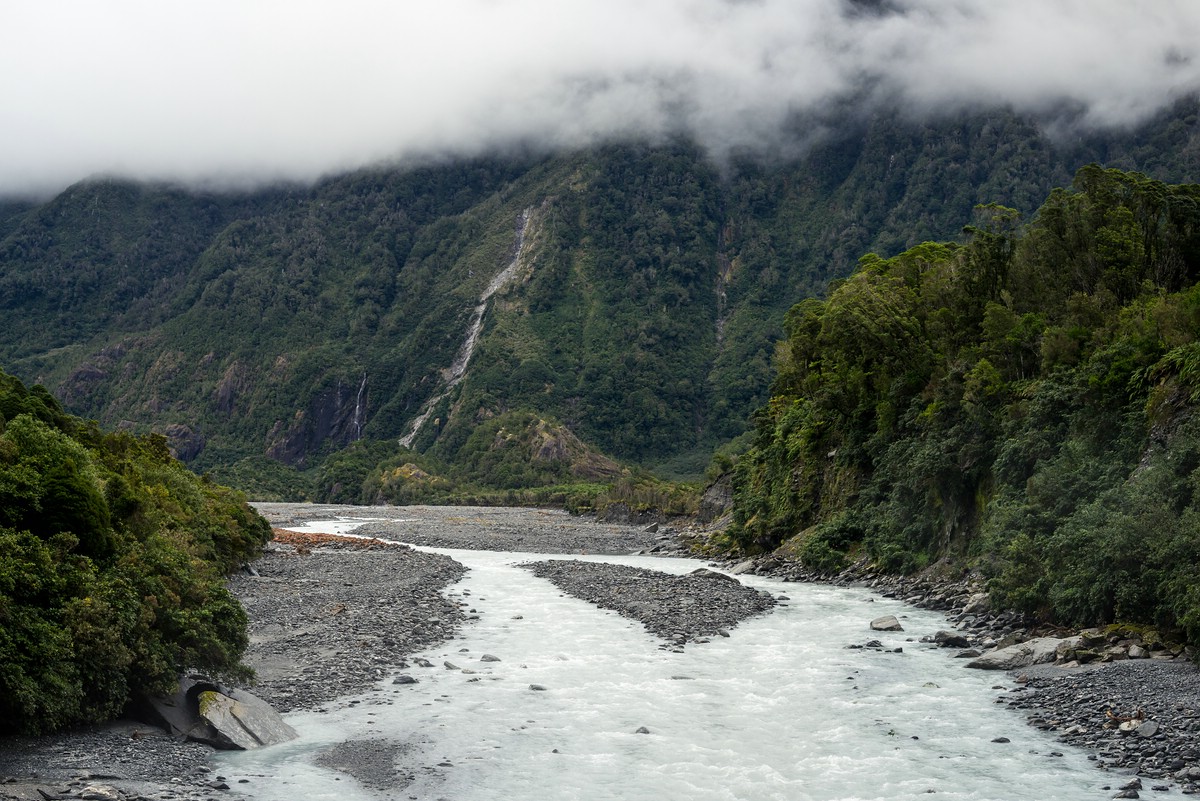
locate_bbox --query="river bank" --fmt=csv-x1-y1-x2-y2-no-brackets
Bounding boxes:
3,504,1198,799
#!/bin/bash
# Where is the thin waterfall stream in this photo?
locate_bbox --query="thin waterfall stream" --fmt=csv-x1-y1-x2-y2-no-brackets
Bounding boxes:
219,512,1111,801
400,209,533,448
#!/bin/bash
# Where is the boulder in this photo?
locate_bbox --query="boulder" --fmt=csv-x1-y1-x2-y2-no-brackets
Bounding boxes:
933,630,972,649
197,689,298,750
870,615,904,632
728,560,757,575
965,636,1077,670
690,567,739,583
136,675,296,750
962,592,991,615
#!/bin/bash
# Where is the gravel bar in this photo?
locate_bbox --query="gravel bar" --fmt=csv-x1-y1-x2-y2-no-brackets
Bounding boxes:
522,559,777,649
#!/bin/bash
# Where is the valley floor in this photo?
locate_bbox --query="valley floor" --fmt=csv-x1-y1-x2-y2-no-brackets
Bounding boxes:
3,504,1200,799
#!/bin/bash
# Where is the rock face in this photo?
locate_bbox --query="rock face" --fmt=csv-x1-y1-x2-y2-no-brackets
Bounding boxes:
196,689,298,750
965,636,1080,670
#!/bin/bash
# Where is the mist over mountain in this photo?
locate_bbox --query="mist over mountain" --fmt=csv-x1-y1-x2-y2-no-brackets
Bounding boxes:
3,1,1199,195
1,97,1197,498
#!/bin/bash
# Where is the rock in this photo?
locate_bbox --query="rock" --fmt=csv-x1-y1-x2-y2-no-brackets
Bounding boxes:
962,592,991,615
78,786,121,801
196,689,298,750
481,654,501,662
965,637,1077,670
728,560,757,575
870,615,904,632
1136,720,1161,738
443,661,460,670
392,675,418,685
933,630,972,649
992,737,1011,743
1122,778,1144,791
1129,644,1149,659
529,684,548,691
954,649,982,658
635,726,650,734
689,567,739,583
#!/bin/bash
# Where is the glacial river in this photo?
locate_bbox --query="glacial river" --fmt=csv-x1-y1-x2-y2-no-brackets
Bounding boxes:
219,521,1110,801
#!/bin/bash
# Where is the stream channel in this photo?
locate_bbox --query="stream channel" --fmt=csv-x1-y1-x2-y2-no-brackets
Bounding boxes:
219,517,1111,801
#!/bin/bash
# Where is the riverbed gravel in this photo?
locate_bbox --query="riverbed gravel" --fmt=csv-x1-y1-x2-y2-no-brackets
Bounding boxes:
7,504,1200,800
522,559,777,649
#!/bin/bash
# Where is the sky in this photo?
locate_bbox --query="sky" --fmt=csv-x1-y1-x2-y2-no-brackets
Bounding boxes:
2,0,1199,196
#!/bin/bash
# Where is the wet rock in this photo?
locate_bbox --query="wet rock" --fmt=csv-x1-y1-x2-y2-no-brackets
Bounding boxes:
965,637,1075,670
392,675,418,685
870,615,903,632
933,630,972,649
196,689,298,750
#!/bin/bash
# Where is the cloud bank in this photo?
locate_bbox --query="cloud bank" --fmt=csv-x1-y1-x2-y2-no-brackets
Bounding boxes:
2,0,1198,195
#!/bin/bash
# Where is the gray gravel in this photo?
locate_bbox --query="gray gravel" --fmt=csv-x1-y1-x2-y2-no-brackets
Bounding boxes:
522,559,777,649
227,540,465,712
1005,660,1200,790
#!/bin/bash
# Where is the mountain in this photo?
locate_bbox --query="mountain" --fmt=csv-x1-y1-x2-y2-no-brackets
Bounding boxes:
1,101,1198,496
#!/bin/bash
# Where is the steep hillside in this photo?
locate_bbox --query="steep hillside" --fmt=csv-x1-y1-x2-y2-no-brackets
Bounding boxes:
728,166,1200,643
1,102,1198,492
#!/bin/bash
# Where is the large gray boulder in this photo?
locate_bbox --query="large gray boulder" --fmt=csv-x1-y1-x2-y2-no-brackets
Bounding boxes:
870,615,904,632
197,689,298,750
965,636,1079,670
137,675,296,750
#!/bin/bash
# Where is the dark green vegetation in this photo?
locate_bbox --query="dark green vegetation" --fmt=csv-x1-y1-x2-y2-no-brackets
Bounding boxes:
2,102,1198,498
0,370,271,735
730,166,1200,645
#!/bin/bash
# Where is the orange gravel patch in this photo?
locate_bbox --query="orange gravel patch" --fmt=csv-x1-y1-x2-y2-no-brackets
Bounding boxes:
270,528,406,550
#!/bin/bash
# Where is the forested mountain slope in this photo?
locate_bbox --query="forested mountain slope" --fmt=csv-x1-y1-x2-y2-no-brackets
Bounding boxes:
729,166,1200,642
1,102,1198,494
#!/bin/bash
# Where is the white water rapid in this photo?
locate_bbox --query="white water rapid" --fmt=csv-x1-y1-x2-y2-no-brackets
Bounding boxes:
219,527,1110,801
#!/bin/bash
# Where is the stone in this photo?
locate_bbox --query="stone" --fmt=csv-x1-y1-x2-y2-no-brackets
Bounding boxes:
529,684,548,691
689,567,739,583
965,637,1079,670
728,560,757,575
481,654,501,662
78,786,121,801
870,615,904,632
1136,721,1161,738
962,592,991,615
196,689,298,750
392,675,418,684
1128,644,1150,659
635,726,650,734
933,630,972,649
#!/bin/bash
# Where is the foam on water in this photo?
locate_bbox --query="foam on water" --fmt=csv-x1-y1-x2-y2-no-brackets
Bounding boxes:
220,536,1110,801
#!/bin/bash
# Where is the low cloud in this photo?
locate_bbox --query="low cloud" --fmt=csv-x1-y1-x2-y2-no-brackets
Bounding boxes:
2,0,1198,195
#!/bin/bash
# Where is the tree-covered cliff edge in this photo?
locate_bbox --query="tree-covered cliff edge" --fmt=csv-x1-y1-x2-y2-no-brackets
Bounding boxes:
728,166,1200,645
0,370,271,735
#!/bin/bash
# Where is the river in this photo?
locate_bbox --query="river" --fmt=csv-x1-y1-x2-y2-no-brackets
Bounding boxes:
218,518,1109,801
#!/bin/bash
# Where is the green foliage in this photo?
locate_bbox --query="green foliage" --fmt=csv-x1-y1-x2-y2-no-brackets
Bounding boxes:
4,105,1198,486
0,370,269,735
731,166,1200,646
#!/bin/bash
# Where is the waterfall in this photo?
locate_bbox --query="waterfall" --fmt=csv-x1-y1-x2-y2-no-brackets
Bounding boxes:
399,209,533,448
